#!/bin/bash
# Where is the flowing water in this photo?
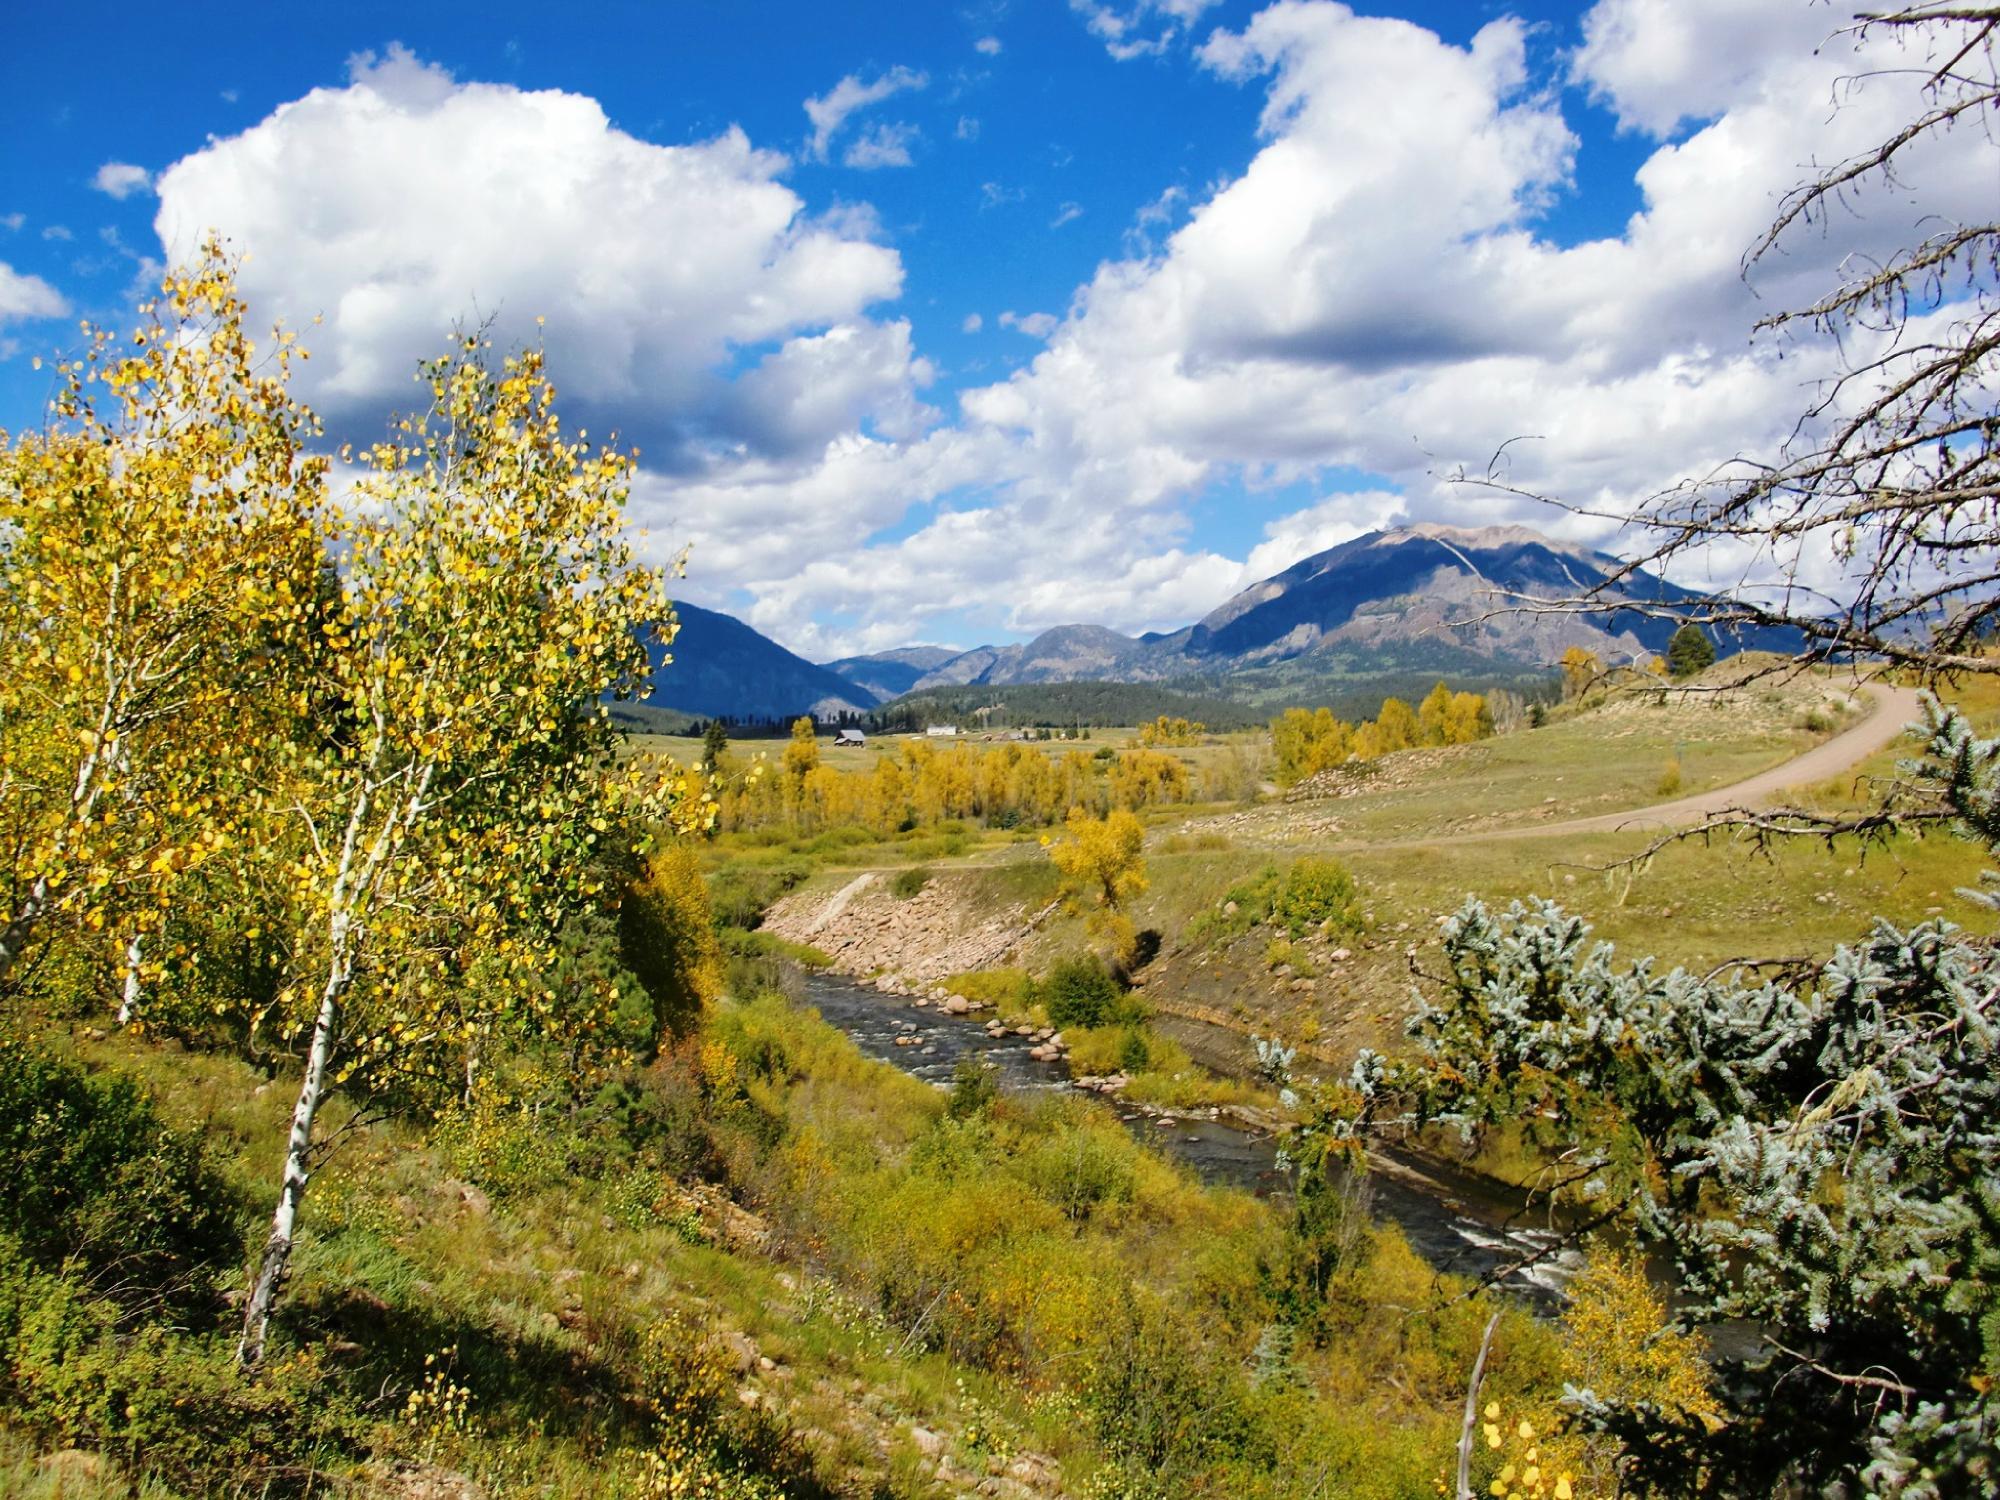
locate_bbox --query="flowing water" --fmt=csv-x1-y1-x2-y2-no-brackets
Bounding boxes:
794,968,1583,1305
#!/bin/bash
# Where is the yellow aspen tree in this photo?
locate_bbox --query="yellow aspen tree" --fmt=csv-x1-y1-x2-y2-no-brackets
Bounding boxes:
782,716,818,819
802,763,845,829
1055,749,1101,816
1047,807,1148,962
977,745,1015,816
1559,646,1601,700
1270,707,1352,783
1444,691,1493,744
237,338,714,1364
1417,682,1455,745
865,755,909,834
1372,696,1418,753
938,745,977,819
0,246,326,1001
1138,715,1202,747
619,841,723,1042
1109,748,1190,809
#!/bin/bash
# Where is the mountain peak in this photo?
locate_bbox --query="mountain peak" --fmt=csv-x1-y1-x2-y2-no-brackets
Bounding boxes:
1387,521,1569,550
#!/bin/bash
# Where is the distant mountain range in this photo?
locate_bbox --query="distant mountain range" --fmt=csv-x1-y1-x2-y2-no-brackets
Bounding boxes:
638,602,872,722
815,646,961,703
639,524,1792,723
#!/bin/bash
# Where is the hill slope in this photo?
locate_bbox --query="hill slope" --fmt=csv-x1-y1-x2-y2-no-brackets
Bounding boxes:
642,602,872,722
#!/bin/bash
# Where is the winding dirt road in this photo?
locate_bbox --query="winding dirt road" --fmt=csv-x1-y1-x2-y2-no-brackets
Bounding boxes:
1436,681,1925,846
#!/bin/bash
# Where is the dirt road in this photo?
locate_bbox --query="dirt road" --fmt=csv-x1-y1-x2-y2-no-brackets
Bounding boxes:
1437,682,1926,845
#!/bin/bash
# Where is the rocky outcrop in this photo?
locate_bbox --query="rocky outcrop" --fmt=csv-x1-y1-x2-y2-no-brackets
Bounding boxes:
763,876,1055,986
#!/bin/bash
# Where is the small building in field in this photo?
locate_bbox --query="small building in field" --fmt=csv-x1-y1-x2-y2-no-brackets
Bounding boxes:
835,728,867,747
925,724,961,738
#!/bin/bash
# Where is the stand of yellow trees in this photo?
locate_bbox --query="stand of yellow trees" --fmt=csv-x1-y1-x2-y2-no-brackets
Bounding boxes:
1271,682,1494,786
717,724,1199,835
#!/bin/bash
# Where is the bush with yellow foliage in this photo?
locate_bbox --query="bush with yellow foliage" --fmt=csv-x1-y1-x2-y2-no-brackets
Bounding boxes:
1137,714,1204,747
1047,808,1148,962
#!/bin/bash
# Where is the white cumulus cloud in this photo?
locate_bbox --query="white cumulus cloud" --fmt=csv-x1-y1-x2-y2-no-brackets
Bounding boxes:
998,310,1059,339
0,262,67,324
131,7,1996,661
1572,0,1834,138
153,48,922,471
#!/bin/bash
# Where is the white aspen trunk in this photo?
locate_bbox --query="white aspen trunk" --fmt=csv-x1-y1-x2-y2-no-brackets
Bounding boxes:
237,930,347,1366
238,755,430,1367
238,773,376,1368
1454,1313,1502,1500
0,876,50,988
116,931,144,1026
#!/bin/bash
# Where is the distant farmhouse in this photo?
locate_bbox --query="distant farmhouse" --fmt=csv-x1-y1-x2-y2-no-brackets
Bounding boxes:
835,728,866,747
925,724,961,738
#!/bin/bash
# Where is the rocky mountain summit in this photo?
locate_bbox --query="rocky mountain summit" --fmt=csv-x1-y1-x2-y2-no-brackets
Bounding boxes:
884,522,1776,694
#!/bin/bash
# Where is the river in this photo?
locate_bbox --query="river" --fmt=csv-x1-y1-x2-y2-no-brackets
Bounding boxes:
793,967,1584,1305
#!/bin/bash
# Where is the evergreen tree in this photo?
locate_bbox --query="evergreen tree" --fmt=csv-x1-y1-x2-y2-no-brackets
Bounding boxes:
702,718,729,766
1665,623,1714,679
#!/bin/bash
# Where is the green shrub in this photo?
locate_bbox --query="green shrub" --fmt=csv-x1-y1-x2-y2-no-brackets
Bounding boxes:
939,968,1034,1012
1273,857,1363,939
1186,866,1281,947
945,1057,999,1119
0,1041,239,1310
1118,1029,1152,1074
1666,622,1715,678
0,1245,358,1495
800,824,876,855
606,1168,708,1242
720,927,833,969
890,866,931,900
1263,938,1314,976
1080,1291,1265,1491
433,1084,573,1200
1017,1115,1136,1225
1038,955,1126,1030
909,1113,999,1182
705,862,811,930
896,828,971,860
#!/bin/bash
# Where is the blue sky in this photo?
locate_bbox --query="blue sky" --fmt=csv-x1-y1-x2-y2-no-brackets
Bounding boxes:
0,1,1965,658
